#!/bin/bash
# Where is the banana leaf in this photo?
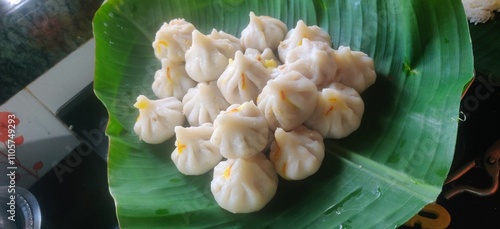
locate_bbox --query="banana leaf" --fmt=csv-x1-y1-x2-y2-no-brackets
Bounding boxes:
469,13,500,80
93,0,473,228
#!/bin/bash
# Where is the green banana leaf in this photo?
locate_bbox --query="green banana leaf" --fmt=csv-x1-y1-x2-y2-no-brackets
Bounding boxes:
93,0,473,228
469,13,500,80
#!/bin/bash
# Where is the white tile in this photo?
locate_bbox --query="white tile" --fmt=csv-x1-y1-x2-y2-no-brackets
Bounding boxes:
0,89,80,188
27,38,95,114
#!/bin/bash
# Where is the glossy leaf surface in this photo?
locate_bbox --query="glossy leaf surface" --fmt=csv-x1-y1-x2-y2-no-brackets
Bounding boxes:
93,0,473,228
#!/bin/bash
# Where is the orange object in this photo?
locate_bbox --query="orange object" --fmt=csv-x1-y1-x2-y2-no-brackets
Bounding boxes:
404,203,451,229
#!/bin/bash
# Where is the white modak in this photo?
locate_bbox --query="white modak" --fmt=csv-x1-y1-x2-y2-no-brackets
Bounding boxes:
217,51,271,105
171,123,222,175
135,11,376,214
182,81,230,126
270,126,325,180
133,95,184,144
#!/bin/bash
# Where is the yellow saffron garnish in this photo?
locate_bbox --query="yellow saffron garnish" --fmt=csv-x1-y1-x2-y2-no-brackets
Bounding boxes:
271,145,281,162
264,59,277,69
227,103,245,113
281,162,287,174
159,40,168,47
134,99,149,109
241,73,247,90
325,106,334,116
223,165,232,179
280,90,286,100
176,140,186,154
329,97,347,109
228,108,239,113
256,54,262,62
166,66,173,83
156,40,168,52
